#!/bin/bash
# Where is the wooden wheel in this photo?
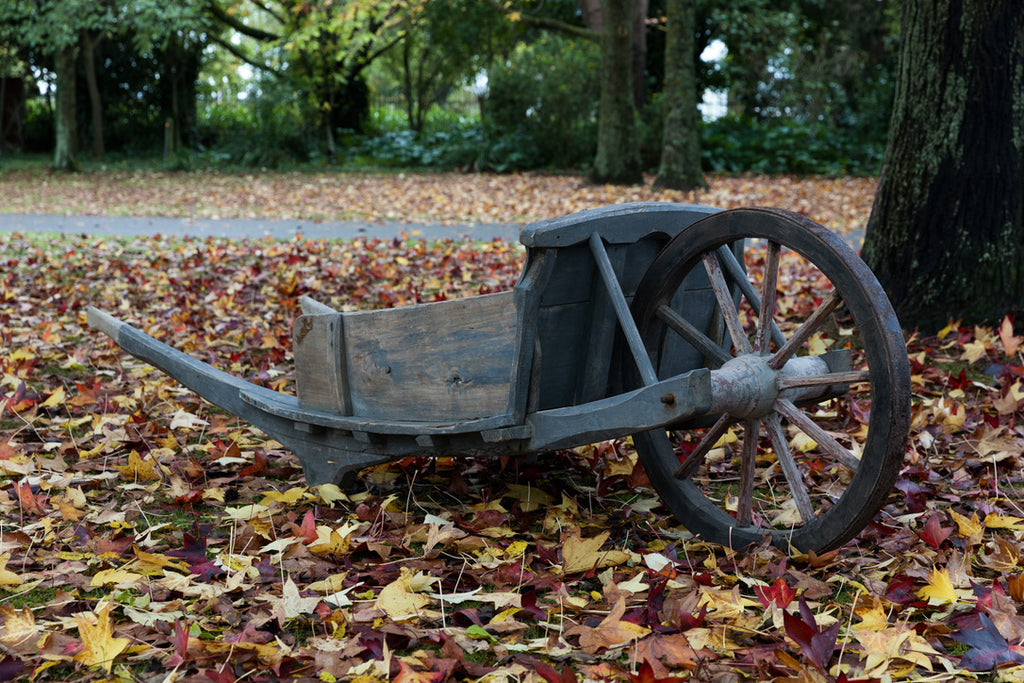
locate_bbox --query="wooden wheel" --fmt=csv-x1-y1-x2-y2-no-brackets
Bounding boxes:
626,208,910,552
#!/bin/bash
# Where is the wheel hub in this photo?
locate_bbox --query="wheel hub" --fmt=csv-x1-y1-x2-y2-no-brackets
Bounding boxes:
708,354,831,419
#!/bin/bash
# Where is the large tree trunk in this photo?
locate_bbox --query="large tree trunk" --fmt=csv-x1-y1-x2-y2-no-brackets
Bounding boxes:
863,0,1024,333
81,30,104,160
53,46,79,172
654,0,705,191
591,0,642,185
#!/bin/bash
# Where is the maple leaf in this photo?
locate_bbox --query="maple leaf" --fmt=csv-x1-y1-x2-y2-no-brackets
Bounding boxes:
266,576,322,626
999,315,1022,356
568,598,652,654
394,659,444,683
375,567,436,621
559,528,630,575
916,567,960,605
755,578,797,609
534,660,578,683
0,555,22,588
0,605,38,656
952,613,1024,671
782,598,839,674
73,602,131,674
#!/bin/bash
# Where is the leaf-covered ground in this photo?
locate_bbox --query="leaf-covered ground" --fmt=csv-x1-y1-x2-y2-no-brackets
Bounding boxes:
0,169,875,231
1,173,1023,682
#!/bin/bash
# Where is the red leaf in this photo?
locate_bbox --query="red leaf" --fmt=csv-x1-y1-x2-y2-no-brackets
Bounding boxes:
919,513,953,549
782,598,840,674
628,660,674,683
755,578,796,609
535,661,576,683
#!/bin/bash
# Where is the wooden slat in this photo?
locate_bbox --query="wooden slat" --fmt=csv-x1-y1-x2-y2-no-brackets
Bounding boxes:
294,313,351,415
342,291,519,421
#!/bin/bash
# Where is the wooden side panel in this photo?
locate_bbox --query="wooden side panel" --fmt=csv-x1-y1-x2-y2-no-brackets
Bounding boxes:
342,292,519,421
294,313,352,415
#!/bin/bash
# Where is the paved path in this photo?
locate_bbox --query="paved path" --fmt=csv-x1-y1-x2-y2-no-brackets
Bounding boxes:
0,212,864,249
0,213,524,242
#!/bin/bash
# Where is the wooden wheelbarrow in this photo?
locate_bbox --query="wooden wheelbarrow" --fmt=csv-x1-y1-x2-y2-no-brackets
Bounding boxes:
89,203,910,552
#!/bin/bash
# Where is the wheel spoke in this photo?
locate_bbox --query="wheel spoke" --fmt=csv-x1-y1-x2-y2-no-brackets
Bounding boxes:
736,418,760,527
774,398,861,472
675,413,737,479
657,304,732,368
768,291,841,370
756,241,781,354
765,412,815,524
776,370,871,390
716,245,786,349
702,252,752,354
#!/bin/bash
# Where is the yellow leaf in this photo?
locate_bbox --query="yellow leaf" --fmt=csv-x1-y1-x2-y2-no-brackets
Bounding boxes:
115,450,160,482
917,567,958,605
569,598,651,654
807,333,831,355
73,602,130,673
560,529,630,575
0,555,23,587
315,484,349,505
309,522,361,555
937,319,960,340
260,486,307,505
960,340,988,364
130,545,188,574
950,510,984,541
375,567,434,620
985,513,1024,531
1000,315,1022,356
853,600,890,631
39,386,66,409
0,605,38,655
90,568,143,588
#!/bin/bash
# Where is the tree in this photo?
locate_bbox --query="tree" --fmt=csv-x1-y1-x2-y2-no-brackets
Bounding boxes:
862,0,1024,332
206,0,423,154
0,1,93,169
653,0,704,190
590,0,643,184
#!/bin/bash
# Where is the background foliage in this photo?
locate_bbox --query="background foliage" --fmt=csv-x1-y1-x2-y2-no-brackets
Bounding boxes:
0,0,898,175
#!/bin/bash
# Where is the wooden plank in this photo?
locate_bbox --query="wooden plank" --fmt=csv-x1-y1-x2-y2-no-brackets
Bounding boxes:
293,313,351,415
299,295,338,315
342,291,519,421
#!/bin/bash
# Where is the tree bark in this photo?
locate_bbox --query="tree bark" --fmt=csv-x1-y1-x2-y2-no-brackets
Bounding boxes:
863,0,1024,332
591,0,643,185
81,30,104,160
654,0,705,191
53,46,79,172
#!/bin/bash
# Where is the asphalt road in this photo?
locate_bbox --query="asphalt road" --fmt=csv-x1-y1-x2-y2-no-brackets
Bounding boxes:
0,212,864,250
0,213,524,242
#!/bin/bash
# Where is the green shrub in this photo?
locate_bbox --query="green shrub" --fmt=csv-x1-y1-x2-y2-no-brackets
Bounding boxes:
482,34,600,170
701,115,885,175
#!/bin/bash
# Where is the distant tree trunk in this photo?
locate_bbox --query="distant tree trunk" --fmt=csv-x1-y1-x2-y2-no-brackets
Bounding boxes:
53,46,79,171
862,0,1024,332
592,0,642,185
654,0,705,191
631,0,648,108
81,30,104,160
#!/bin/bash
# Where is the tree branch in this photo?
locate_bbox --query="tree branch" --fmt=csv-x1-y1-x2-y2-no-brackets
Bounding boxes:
206,31,282,75
204,0,281,42
483,0,598,41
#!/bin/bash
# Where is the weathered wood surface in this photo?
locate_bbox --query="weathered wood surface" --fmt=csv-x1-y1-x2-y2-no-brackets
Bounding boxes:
520,202,720,248
341,291,520,422
294,313,351,415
